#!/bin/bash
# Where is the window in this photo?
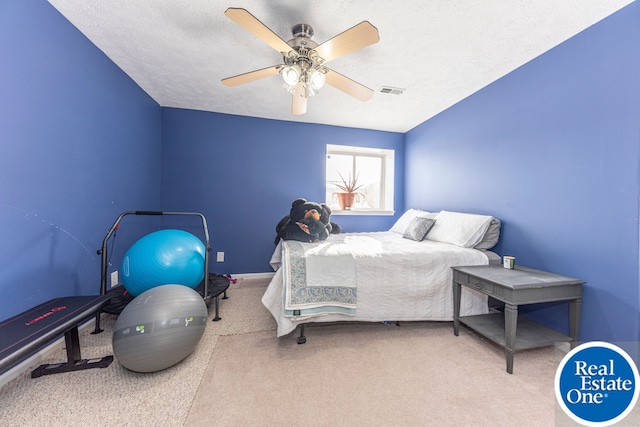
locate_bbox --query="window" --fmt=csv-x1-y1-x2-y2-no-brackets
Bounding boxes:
325,144,395,215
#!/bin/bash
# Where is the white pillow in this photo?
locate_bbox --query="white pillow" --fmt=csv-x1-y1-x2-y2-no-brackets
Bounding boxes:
389,209,435,234
425,211,493,248
474,218,501,250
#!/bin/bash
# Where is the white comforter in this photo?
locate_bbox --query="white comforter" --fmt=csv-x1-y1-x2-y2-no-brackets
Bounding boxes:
262,231,490,337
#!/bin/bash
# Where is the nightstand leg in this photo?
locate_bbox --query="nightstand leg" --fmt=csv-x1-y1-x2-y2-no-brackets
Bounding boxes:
569,298,582,348
453,282,461,336
504,303,518,374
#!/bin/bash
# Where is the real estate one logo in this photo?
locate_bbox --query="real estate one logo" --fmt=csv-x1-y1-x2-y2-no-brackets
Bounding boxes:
555,341,639,426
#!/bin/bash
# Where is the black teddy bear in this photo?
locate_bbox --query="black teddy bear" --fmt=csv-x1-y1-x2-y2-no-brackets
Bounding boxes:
319,203,341,235
275,198,341,244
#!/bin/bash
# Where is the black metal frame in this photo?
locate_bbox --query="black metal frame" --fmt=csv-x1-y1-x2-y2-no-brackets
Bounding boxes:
93,211,211,333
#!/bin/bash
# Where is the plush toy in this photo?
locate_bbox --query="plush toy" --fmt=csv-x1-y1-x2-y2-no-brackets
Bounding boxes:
275,198,340,244
319,203,341,235
277,213,327,243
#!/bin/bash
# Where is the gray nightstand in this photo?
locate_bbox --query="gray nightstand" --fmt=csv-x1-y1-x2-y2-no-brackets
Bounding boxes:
452,264,584,374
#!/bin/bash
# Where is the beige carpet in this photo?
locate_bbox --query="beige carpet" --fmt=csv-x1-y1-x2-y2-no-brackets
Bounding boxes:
0,278,274,426
2,278,638,426
187,321,561,427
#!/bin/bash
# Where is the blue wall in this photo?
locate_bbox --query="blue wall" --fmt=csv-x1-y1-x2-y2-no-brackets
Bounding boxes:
405,3,640,343
0,1,161,321
161,108,404,274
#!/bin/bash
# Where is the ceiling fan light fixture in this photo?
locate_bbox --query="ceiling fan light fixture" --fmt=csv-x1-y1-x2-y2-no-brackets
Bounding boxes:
283,82,297,94
304,83,316,98
307,68,326,91
282,64,301,86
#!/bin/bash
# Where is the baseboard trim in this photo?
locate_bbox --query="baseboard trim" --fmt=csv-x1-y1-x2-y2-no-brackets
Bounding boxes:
230,272,275,280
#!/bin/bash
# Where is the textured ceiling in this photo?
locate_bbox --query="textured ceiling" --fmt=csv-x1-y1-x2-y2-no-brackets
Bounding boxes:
47,0,632,133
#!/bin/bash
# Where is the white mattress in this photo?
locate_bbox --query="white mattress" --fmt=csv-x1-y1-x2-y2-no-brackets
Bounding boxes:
262,232,491,337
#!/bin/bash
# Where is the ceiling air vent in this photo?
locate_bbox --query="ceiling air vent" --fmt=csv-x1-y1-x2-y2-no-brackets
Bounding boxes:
379,86,405,95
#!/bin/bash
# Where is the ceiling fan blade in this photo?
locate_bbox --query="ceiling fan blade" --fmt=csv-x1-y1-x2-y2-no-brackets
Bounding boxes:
292,82,307,115
313,21,379,63
221,65,281,87
224,8,292,54
324,68,374,102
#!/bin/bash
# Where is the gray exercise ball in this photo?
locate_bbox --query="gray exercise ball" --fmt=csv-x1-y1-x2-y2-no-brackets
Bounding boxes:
112,284,208,373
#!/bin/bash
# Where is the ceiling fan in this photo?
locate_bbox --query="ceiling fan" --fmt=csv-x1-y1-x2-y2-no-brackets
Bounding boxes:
221,8,380,115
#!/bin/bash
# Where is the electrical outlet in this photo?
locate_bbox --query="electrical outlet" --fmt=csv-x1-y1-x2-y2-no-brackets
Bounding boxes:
110,270,119,288
216,252,224,262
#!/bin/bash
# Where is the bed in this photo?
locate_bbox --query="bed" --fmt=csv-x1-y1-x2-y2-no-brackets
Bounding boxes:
262,209,502,342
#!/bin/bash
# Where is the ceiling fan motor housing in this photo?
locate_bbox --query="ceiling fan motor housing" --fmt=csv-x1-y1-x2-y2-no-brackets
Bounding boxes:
292,23,314,39
287,23,319,56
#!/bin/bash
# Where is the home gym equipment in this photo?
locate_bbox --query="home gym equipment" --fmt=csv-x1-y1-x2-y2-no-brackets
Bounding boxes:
0,211,226,379
112,284,207,373
120,229,205,297
95,211,228,334
0,295,113,378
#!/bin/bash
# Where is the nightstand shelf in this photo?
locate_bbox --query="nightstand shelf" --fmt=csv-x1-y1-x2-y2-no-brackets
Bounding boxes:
459,312,571,351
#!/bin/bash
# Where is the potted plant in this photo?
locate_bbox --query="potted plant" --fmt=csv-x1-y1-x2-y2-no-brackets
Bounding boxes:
333,172,365,210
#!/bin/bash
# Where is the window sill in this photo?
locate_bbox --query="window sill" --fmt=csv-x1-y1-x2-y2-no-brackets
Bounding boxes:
331,210,395,216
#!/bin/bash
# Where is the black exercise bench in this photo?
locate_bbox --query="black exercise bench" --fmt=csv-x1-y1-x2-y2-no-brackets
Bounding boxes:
0,295,113,378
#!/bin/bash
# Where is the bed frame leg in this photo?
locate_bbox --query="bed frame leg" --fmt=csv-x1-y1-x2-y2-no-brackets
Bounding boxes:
297,324,306,344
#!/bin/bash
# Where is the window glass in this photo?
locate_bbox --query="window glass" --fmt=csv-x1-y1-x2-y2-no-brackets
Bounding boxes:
325,145,394,213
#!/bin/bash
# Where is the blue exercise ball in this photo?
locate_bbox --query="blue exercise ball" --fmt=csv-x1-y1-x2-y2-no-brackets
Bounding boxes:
121,229,205,297
112,284,208,373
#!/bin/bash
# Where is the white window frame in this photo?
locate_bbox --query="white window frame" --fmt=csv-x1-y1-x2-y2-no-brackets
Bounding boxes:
326,144,395,216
